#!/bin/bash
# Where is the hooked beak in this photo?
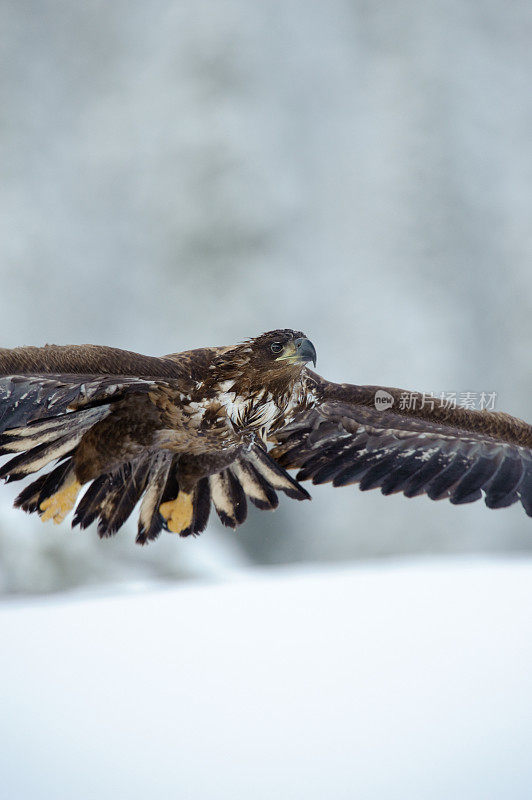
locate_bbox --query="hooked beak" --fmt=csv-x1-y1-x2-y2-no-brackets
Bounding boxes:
275,337,317,368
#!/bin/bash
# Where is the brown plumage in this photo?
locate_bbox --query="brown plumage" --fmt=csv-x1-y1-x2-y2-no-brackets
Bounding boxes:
1,329,532,543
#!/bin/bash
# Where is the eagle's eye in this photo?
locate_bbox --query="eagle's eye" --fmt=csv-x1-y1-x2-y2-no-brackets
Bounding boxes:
270,342,283,354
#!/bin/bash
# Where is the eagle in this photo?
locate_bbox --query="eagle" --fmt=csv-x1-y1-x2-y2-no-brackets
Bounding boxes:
0,329,531,544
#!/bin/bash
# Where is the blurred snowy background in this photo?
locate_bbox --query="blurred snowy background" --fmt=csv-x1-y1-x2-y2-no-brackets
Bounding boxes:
1,0,532,593
3,4,532,798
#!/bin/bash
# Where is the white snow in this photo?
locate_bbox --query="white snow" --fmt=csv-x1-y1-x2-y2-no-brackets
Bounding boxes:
1,558,532,800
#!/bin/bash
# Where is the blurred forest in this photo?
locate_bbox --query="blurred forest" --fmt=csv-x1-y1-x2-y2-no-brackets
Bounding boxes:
1,0,532,593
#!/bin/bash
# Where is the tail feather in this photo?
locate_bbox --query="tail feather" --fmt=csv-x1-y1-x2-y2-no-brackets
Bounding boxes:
209,471,238,528
14,473,52,513
232,460,279,510
70,454,173,541
192,477,211,534
4,428,309,541
96,460,151,537
36,461,76,510
228,469,247,524
209,445,309,528
136,454,173,544
14,459,78,519
209,469,248,528
70,461,151,538
71,475,110,530
248,447,311,500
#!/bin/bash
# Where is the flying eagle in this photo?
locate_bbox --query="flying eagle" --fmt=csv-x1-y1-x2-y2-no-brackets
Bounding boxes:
0,329,531,544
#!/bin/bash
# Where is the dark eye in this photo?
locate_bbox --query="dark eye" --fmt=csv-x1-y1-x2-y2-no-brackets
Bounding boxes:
270,342,283,354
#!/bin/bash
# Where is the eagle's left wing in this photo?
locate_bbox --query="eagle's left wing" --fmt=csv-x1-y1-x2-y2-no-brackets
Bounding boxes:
270,376,532,515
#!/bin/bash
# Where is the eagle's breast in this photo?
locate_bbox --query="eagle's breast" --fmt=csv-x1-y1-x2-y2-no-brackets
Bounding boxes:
215,386,282,432
212,373,317,438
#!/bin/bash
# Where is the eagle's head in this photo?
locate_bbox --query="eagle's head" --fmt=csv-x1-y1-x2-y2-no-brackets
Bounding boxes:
211,329,316,396
246,329,317,371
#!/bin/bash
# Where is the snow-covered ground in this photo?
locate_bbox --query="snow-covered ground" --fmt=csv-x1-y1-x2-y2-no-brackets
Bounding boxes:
1,558,532,800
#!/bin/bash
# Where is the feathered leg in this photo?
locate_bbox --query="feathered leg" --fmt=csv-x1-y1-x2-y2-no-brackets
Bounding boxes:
40,473,82,524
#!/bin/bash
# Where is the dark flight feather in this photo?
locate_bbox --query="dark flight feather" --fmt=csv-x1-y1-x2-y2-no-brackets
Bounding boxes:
192,478,211,534
15,460,74,514
484,454,523,509
72,476,111,530
272,387,532,517
96,460,151,536
136,454,173,544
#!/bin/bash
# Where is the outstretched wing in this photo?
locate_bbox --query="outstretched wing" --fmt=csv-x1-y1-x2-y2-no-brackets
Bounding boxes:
0,343,191,381
0,373,158,434
0,345,308,542
0,352,170,540
270,378,532,515
0,343,191,434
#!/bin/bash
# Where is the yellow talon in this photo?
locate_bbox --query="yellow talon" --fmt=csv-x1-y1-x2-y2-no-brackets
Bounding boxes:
40,479,82,524
160,492,194,534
